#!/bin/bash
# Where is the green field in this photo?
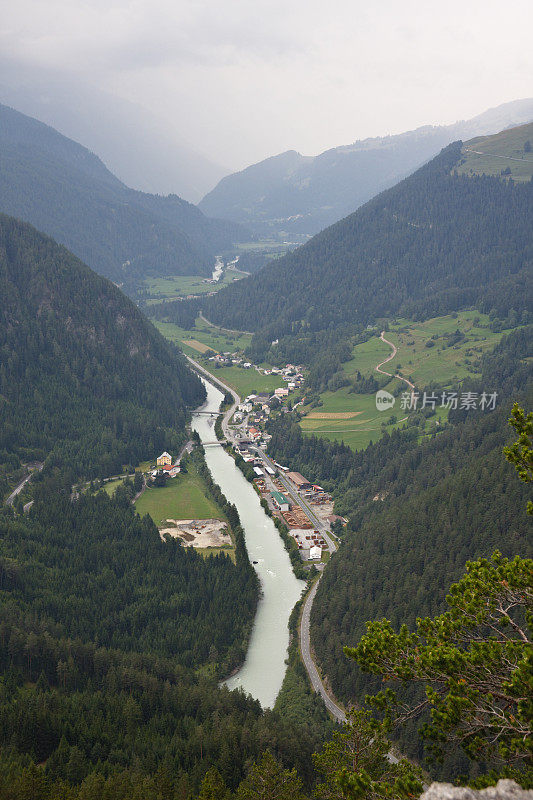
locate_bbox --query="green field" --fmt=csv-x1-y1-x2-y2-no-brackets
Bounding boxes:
299,383,424,451
135,467,223,526
342,335,391,377
144,271,245,303
154,318,284,399
457,122,533,182
153,319,252,356
385,311,507,388
103,478,126,496
208,366,284,400
299,311,511,451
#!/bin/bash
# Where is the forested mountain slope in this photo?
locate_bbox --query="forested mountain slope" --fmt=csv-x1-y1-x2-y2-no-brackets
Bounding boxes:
199,98,533,235
0,214,205,479
267,327,532,777
203,139,533,350
0,103,247,293
0,470,327,797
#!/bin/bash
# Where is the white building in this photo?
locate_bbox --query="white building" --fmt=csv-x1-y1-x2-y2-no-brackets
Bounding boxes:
309,545,322,560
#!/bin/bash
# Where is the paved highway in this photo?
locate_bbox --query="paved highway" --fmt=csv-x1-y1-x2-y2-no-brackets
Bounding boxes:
300,578,346,722
6,462,44,506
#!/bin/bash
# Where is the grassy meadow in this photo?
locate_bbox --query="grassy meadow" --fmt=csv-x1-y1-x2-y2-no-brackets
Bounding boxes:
457,123,533,182
135,461,222,520
144,271,245,303
299,311,511,451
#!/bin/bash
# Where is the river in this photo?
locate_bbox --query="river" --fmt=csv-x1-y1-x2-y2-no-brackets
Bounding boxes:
191,379,305,708
212,256,224,282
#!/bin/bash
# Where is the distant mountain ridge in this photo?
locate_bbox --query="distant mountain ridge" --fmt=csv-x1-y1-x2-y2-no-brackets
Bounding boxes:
199,98,533,236
202,131,533,355
0,103,249,294
0,77,228,201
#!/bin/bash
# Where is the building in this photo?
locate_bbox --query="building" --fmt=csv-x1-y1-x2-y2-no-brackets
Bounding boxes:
286,472,312,491
271,491,290,512
309,545,322,560
274,387,289,398
156,451,172,466
248,427,261,441
253,466,264,477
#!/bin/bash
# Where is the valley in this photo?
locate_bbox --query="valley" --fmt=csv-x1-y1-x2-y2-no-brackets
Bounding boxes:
0,85,531,798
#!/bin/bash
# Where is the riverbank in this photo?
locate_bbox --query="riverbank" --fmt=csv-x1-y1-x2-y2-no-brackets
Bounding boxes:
191,378,305,708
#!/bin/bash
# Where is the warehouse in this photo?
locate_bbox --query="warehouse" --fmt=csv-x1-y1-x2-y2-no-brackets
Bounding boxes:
271,491,290,512
286,472,312,491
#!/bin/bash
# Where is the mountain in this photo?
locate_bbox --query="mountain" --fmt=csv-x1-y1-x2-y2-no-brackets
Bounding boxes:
199,98,533,236
0,213,205,479
267,326,533,778
0,103,248,295
0,76,227,201
202,131,533,354
457,121,533,182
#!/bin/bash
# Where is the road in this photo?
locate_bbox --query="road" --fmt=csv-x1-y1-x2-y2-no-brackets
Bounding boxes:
251,447,339,553
6,462,44,506
197,312,253,337
185,355,240,439
300,578,346,722
464,147,533,163
376,331,415,401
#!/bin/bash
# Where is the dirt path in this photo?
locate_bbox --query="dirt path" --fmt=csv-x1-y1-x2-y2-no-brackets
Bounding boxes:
198,312,253,337
464,147,533,163
376,331,415,402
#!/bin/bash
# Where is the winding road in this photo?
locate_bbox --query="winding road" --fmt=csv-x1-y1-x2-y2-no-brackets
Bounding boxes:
6,462,43,506
300,577,346,722
376,330,415,402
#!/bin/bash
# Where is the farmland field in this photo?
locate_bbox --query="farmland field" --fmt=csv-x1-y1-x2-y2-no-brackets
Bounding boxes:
144,271,245,303
208,366,284,400
153,319,252,356
135,466,223,527
299,311,514,451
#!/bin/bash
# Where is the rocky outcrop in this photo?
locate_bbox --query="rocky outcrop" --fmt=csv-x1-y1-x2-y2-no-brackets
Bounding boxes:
421,781,533,800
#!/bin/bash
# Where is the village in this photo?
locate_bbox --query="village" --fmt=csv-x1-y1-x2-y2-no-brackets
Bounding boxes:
140,356,347,564
232,441,347,561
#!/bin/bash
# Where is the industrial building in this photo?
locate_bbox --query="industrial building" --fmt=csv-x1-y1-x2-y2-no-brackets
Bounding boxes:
286,472,312,490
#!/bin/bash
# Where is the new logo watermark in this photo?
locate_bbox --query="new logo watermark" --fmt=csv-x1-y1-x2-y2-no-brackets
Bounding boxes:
375,390,396,411
375,389,498,412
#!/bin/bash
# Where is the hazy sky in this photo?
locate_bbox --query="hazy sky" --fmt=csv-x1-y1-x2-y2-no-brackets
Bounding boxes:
2,0,533,169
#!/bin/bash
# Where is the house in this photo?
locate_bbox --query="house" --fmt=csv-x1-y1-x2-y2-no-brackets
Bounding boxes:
162,464,173,473
309,545,322,560
286,472,312,491
156,451,172,466
248,427,261,441
274,387,289,398
271,491,290,512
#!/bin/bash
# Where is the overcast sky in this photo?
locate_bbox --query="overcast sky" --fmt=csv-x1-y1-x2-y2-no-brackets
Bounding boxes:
1,0,533,170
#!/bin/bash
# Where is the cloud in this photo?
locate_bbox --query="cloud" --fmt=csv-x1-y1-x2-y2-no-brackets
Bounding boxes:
1,0,532,169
